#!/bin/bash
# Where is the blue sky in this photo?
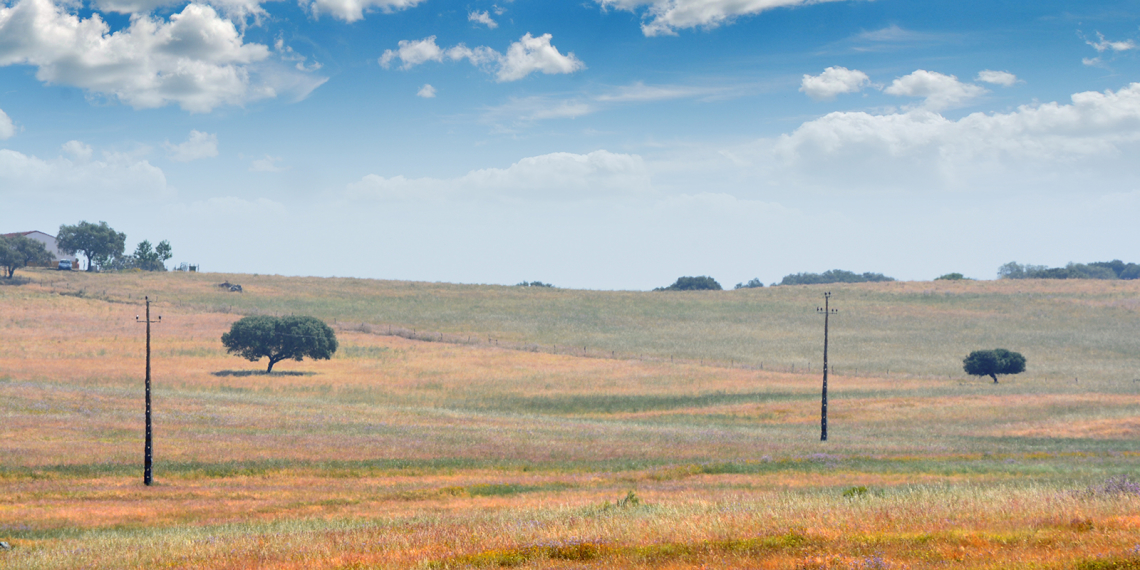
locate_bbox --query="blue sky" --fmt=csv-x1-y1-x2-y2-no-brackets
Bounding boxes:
2,0,1139,289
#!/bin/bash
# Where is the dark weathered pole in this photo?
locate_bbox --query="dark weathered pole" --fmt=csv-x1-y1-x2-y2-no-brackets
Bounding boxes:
137,298,161,485
817,292,837,442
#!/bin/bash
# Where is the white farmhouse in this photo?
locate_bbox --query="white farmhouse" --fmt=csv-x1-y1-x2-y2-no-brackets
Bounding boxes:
1,231,81,267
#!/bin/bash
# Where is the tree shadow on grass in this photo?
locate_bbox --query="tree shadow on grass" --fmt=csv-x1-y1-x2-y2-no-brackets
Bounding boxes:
211,370,317,377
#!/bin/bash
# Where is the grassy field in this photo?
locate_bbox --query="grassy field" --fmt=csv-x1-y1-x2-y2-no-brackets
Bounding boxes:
1,269,1138,569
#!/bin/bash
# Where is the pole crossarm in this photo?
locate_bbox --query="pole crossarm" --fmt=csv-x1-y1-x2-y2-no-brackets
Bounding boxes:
136,297,161,486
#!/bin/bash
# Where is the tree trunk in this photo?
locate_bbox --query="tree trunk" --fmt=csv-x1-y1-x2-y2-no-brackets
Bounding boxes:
990,373,998,383
266,359,275,373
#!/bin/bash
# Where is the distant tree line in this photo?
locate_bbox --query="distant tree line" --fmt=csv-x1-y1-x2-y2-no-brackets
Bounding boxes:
998,260,1139,280
776,269,895,286
57,221,172,272
657,270,897,291
516,281,554,288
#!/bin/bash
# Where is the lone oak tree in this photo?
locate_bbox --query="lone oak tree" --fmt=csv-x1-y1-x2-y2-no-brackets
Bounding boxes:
963,348,1026,383
57,221,126,272
221,316,338,373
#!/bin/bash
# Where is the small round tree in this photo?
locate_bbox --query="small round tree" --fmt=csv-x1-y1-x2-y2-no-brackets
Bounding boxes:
222,315,338,373
963,348,1026,383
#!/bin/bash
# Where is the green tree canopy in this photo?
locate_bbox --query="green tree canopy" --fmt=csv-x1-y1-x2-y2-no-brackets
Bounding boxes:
0,235,53,278
963,349,1026,383
221,315,338,373
735,278,764,289
132,239,173,271
655,276,723,291
57,221,126,272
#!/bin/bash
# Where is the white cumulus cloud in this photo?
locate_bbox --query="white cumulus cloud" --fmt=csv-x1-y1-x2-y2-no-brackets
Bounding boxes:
91,0,267,27
800,66,871,101
379,36,445,69
0,0,326,112
347,150,651,202
771,82,1140,192
380,33,584,82
496,33,585,81
164,130,218,162
975,70,1019,87
468,10,497,28
596,0,848,36
301,0,425,23
417,84,436,98
0,108,15,139
883,70,988,111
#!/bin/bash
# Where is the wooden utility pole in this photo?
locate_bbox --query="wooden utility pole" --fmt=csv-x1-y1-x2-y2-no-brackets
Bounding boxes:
137,297,161,485
817,292,837,441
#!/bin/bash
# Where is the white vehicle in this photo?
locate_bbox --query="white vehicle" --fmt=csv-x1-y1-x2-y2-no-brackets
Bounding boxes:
57,260,73,270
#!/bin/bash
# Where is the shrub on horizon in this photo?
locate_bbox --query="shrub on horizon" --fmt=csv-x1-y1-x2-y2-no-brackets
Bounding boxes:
935,273,966,280
655,276,722,291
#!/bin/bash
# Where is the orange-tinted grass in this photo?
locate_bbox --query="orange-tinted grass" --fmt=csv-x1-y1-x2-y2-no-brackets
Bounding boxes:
4,281,1140,569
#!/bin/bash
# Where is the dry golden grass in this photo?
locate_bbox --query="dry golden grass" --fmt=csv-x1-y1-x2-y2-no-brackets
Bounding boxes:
2,272,1139,569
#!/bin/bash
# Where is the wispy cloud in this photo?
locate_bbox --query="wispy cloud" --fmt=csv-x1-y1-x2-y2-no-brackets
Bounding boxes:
835,25,954,54
595,81,719,102
249,155,286,172
481,95,595,131
1084,32,1137,53
164,130,218,162
1080,31,1137,68
468,10,497,28
481,81,736,130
